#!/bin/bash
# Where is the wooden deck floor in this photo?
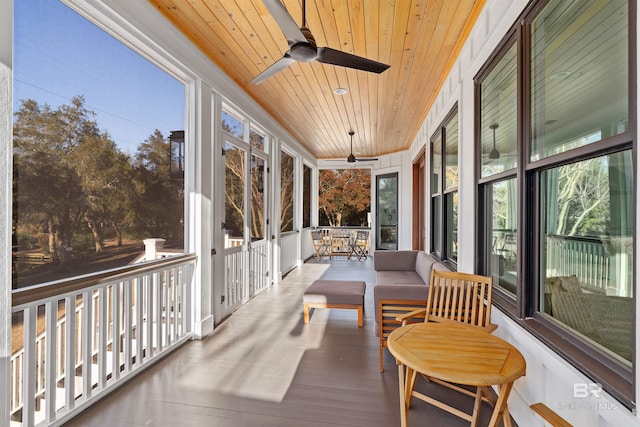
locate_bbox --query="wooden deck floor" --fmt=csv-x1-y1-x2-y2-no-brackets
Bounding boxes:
66,257,510,427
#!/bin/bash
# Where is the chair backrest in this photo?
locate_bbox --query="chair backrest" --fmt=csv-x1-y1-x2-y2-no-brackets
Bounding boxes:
355,230,369,241
425,270,493,329
311,230,323,242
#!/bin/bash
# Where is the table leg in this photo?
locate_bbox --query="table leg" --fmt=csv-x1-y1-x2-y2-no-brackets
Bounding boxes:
397,362,408,427
405,368,416,410
487,382,514,427
470,386,482,427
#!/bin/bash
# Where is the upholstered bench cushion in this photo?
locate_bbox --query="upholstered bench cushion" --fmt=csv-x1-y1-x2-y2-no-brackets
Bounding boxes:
303,280,366,327
303,280,366,305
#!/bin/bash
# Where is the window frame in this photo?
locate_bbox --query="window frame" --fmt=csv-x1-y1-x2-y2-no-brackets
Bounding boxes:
430,105,459,267
475,31,520,311
474,0,636,408
302,163,312,229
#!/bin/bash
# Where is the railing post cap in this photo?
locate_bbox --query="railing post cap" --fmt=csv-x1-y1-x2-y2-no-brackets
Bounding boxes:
143,238,166,249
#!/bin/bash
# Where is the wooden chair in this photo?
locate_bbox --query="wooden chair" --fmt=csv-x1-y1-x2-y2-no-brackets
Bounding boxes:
395,270,499,420
349,230,369,261
398,270,496,330
311,230,332,260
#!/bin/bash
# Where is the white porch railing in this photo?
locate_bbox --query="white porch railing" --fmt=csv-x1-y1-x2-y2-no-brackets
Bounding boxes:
546,235,609,292
10,254,196,427
280,231,298,274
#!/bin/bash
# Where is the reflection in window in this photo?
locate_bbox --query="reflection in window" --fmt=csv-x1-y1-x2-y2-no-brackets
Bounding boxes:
303,164,312,228
445,114,458,190
224,142,245,247
280,151,295,232
530,0,628,160
377,173,398,250
250,127,265,151
445,192,458,262
431,133,442,193
431,197,442,256
431,107,458,262
480,44,517,177
483,179,517,294
250,155,265,241
540,151,633,363
222,109,244,139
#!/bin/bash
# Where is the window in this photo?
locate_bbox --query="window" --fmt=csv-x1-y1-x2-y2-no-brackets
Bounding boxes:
250,126,265,151
430,107,458,263
540,152,633,363
302,164,312,228
482,178,517,294
222,108,243,139
530,0,628,161
280,151,295,232
224,142,245,247
12,1,185,289
477,41,518,295
476,0,633,405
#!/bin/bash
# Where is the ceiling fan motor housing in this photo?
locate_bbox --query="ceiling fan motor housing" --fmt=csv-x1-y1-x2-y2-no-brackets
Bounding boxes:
290,43,317,61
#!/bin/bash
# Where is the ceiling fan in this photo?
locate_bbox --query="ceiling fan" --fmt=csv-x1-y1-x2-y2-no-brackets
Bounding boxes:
488,123,500,160
483,123,515,165
252,0,391,84
347,130,378,163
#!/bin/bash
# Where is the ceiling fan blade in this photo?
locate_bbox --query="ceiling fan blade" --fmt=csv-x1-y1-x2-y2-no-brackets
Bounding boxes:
316,47,390,74
252,54,296,84
356,157,379,162
261,0,307,45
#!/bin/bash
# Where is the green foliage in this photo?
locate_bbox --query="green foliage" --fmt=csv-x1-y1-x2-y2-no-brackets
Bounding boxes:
318,169,371,226
13,97,184,271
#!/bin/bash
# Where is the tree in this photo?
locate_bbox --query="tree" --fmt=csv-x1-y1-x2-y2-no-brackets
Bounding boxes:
223,143,245,239
552,158,609,237
75,133,135,251
280,152,294,232
318,169,371,226
132,129,184,243
14,97,105,267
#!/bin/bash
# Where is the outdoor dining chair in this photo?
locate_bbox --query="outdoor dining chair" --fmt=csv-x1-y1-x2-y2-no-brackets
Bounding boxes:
311,230,332,260
349,230,369,261
395,270,498,415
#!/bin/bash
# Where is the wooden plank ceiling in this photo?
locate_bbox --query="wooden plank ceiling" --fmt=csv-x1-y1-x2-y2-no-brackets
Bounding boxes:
148,0,485,160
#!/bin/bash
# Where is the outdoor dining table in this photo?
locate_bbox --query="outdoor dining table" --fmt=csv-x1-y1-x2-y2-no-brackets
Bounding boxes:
387,322,526,427
330,233,353,258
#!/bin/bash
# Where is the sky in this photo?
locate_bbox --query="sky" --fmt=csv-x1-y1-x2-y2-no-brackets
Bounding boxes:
13,0,185,155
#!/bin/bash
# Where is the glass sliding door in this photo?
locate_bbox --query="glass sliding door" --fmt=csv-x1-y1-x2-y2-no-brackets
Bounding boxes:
223,139,249,312
376,173,398,250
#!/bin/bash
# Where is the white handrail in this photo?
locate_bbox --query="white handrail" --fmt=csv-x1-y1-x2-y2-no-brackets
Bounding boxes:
10,254,196,427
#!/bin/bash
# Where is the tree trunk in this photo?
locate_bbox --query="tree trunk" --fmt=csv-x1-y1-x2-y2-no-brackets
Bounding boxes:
85,215,104,253
48,218,59,264
92,227,104,253
114,223,123,247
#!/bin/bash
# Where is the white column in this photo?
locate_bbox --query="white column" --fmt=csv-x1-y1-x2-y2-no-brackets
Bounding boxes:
272,138,282,283
188,79,214,338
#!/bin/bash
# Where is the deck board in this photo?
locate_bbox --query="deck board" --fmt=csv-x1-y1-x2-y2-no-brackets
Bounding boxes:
66,258,512,426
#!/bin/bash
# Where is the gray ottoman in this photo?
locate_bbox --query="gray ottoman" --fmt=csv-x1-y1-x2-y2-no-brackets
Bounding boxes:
303,280,366,327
